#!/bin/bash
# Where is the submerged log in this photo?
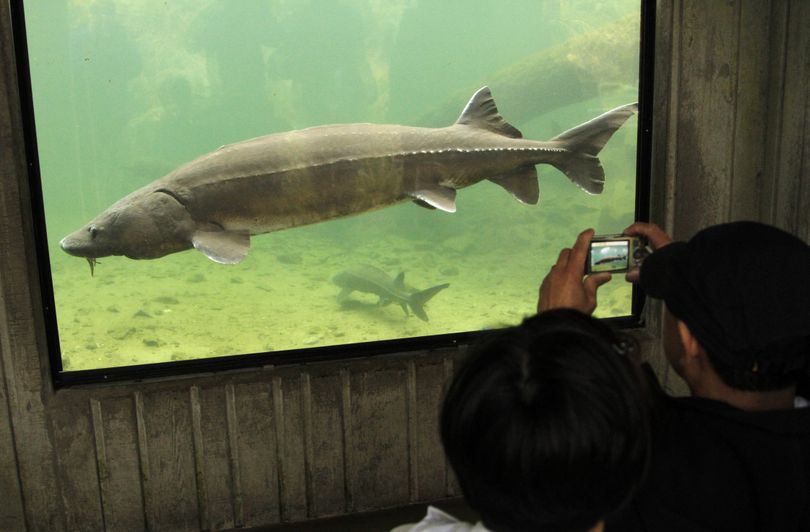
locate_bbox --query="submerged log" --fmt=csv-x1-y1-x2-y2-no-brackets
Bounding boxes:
419,13,639,126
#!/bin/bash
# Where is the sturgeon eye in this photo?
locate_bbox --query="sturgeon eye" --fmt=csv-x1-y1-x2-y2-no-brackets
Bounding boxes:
88,225,98,239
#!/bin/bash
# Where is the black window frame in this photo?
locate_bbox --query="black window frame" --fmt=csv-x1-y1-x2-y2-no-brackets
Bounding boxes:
10,0,656,387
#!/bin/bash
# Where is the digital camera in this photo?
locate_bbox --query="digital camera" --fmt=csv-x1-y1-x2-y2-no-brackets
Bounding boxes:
586,235,651,274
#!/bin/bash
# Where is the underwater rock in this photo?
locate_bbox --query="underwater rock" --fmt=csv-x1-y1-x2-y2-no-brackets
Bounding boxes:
106,305,120,313
154,296,179,305
133,309,152,318
109,327,136,340
143,338,162,347
187,273,206,283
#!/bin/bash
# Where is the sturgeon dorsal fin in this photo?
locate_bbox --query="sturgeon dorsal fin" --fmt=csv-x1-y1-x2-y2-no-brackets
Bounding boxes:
455,86,523,138
394,272,405,288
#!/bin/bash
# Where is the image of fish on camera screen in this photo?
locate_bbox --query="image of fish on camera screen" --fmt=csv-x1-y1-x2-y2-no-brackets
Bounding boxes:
588,240,630,273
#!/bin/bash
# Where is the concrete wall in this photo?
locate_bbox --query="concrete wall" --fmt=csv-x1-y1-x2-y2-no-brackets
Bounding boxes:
1,1,808,530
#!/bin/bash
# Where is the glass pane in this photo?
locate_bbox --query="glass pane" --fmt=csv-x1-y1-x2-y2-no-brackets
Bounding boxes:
24,0,642,371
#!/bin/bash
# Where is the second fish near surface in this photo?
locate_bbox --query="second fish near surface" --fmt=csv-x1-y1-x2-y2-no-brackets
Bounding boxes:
60,87,637,271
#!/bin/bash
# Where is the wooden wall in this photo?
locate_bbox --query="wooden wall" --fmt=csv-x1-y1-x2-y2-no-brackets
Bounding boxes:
1,1,809,530
645,0,810,392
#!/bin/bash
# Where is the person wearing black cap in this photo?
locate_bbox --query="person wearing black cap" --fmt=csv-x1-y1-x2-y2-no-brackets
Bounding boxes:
539,221,810,532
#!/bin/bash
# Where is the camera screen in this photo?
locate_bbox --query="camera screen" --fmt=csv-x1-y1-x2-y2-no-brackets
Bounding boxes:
589,240,630,273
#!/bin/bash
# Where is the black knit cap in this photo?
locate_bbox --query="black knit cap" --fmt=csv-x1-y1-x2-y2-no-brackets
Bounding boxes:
640,221,810,373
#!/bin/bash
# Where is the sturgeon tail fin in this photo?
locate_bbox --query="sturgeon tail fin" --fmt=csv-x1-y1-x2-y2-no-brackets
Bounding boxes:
408,283,450,322
550,102,638,194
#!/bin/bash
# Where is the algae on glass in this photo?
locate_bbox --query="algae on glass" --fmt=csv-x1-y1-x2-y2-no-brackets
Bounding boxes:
23,0,642,371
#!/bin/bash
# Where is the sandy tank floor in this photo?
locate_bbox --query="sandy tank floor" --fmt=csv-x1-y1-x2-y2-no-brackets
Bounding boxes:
50,181,634,372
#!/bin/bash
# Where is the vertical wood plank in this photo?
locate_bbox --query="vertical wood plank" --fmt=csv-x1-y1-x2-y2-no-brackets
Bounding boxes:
647,0,678,391
142,389,198,531
134,391,156,531
198,386,237,530
729,0,772,221
442,357,459,497
306,371,347,518
50,398,103,530
300,372,314,518
233,381,280,527
340,368,355,513
189,386,210,531
349,366,409,511
674,0,738,236
405,360,419,502
271,375,287,522
225,384,244,528
0,350,27,530
273,374,307,521
90,399,109,531
414,358,448,501
0,2,65,527
653,0,679,236
98,397,146,531
800,89,810,243
768,0,810,236
788,0,810,242
762,0,789,229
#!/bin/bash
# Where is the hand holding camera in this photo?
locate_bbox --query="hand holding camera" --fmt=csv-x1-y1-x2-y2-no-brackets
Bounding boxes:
586,235,652,275
620,222,673,282
538,223,670,315
537,229,612,315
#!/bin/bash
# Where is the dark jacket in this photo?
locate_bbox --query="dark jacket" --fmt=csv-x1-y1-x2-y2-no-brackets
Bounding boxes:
608,374,810,532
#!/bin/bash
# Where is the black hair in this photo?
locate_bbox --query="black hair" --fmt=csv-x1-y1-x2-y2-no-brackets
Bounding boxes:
441,309,650,532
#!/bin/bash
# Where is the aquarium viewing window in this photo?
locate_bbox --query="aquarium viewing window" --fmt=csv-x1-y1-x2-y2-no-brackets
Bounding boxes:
13,0,654,385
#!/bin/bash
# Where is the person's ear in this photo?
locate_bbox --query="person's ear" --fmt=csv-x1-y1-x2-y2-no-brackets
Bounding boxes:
676,320,703,361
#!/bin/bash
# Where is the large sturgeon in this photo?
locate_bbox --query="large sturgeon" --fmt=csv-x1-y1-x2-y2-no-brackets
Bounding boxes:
60,87,637,271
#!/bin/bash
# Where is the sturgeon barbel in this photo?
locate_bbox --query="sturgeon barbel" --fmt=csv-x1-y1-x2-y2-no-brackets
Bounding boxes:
60,87,637,269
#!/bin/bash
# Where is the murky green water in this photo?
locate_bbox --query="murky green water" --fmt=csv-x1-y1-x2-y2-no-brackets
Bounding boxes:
23,0,641,371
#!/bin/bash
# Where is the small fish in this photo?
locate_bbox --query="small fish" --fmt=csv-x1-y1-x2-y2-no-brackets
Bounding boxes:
333,264,449,322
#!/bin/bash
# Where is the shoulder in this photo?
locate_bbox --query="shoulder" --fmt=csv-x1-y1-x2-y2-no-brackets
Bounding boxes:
392,506,490,532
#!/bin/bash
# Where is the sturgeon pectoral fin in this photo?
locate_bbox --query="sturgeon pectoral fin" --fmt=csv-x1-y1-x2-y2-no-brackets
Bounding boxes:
408,187,457,213
412,199,436,210
489,166,540,204
192,230,250,264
